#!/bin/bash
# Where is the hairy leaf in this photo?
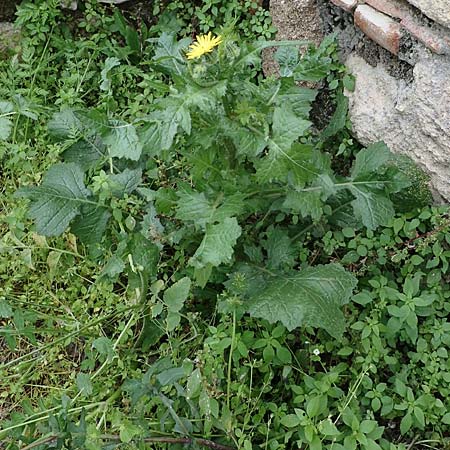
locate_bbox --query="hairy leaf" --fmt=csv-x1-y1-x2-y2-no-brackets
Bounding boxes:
350,186,395,230
246,264,357,338
189,218,242,268
351,142,392,180
176,191,213,227
256,143,317,185
276,82,317,118
283,190,323,220
275,46,299,77
48,109,83,139
164,277,191,312
103,120,142,161
16,163,91,236
71,205,110,247
264,228,296,270
0,117,12,140
270,106,311,153
321,92,348,141
152,32,190,76
176,191,245,228
109,168,142,197
62,136,107,171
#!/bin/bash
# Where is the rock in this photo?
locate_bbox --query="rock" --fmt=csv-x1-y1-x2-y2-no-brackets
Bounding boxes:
346,52,450,200
0,22,20,56
262,0,324,77
406,0,450,29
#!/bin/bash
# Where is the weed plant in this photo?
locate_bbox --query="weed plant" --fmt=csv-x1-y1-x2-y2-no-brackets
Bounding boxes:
0,1,448,450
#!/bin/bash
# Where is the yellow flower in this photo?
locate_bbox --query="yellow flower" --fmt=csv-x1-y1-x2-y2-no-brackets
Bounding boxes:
186,32,222,60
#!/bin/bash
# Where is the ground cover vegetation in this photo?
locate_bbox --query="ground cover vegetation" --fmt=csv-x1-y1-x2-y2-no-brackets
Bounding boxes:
0,1,448,449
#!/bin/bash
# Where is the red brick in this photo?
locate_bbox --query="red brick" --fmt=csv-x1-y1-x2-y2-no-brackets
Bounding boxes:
330,0,358,12
364,0,410,19
401,16,450,55
354,5,402,55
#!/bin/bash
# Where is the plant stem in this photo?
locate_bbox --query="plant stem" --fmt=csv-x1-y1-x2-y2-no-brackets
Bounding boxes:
226,310,237,409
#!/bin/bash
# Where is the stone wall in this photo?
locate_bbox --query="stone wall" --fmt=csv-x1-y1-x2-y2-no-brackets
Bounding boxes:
268,0,450,201
327,0,450,201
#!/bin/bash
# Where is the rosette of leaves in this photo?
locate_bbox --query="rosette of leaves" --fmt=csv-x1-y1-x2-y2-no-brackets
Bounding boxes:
16,33,412,338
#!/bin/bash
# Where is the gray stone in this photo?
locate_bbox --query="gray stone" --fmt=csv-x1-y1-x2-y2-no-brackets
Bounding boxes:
406,0,450,29
346,52,450,200
0,22,20,55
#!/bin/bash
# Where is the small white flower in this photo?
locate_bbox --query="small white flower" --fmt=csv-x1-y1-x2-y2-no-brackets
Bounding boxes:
305,341,310,345
313,348,321,356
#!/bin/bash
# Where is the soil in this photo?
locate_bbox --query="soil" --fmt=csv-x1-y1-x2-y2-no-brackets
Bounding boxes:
0,0,21,21
262,0,324,78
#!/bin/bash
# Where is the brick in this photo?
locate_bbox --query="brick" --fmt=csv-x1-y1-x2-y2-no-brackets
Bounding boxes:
401,16,450,55
364,0,410,19
354,5,402,55
330,0,358,12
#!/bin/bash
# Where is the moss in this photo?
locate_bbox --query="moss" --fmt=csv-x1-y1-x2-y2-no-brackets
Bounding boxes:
390,155,433,212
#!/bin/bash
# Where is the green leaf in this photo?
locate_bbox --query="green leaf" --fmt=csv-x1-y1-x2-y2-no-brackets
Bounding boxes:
320,419,340,436
351,142,391,180
351,186,394,230
283,190,323,220
16,163,91,236
152,32,190,76
320,92,348,140
400,412,412,435
276,81,317,118
0,100,14,114
365,439,382,450
246,264,357,338
307,396,327,418
264,228,296,270
157,366,186,386
48,109,83,139
176,191,213,227
119,421,141,444
413,406,425,429
62,136,107,171
186,368,202,399
164,277,191,312
70,205,110,247
442,412,450,424
228,125,267,158
100,57,120,92
100,255,125,279
0,117,13,140
103,120,142,161
256,143,317,185
281,414,300,428
76,373,93,397
109,168,142,197
270,106,311,153
0,299,13,318
189,217,242,268
275,46,299,77
92,337,114,361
